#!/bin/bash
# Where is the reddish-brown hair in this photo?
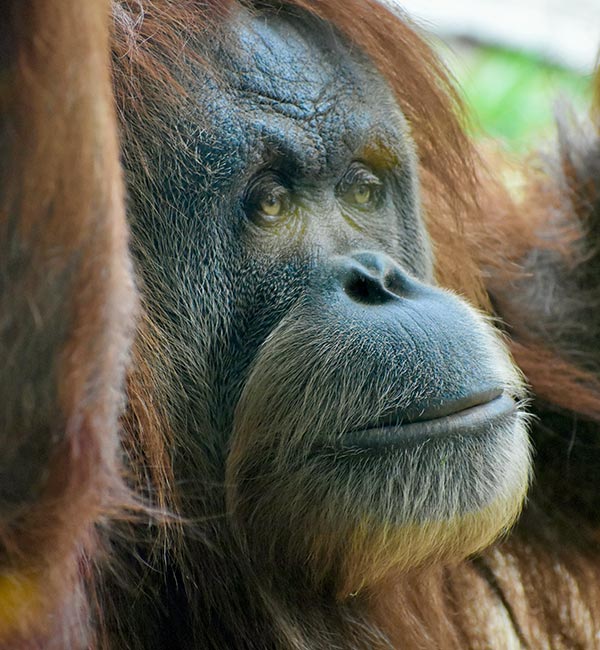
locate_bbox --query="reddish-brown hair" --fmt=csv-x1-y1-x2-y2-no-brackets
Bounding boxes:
1,0,133,646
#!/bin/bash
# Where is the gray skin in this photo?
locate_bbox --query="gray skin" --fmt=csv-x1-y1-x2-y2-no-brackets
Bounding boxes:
116,6,530,649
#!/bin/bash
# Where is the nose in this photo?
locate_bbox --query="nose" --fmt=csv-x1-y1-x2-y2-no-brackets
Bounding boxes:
331,251,418,306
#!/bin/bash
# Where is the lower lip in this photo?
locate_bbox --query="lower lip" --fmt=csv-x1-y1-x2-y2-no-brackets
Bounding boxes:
342,394,517,449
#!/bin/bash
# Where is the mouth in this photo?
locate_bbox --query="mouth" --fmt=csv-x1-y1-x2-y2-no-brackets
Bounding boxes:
343,391,517,449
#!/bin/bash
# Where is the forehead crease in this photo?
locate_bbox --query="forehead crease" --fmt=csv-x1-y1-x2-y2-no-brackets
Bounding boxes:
199,12,408,176
226,14,355,109
241,86,372,174
236,83,351,125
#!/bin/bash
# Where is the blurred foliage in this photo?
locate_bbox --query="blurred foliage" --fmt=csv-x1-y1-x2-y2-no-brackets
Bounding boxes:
453,45,594,151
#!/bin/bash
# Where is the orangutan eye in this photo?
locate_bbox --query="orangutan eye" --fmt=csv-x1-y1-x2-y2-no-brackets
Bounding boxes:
259,191,284,218
338,163,383,209
245,174,290,225
351,183,372,205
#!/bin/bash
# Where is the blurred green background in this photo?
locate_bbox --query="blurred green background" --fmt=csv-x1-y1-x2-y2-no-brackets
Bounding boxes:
453,45,594,151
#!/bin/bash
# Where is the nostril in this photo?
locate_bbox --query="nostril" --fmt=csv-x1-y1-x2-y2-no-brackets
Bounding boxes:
344,268,394,305
332,251,418,307
383,268,406,297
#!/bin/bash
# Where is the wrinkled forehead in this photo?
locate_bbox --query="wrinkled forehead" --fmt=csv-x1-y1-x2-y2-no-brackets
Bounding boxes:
195,8,410,177
224,10,362,113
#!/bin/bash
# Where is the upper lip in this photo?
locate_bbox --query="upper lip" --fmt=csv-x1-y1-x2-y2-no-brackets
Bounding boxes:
374,388,504,428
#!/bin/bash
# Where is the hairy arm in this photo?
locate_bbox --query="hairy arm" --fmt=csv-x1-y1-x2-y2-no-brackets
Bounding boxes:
485,90,600,413
0,0,134,644
481,80,600,538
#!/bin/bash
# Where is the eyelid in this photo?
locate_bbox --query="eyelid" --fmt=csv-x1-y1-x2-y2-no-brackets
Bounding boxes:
338,163,383,191
246,170,287,193
245,172,288,203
